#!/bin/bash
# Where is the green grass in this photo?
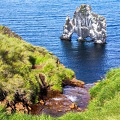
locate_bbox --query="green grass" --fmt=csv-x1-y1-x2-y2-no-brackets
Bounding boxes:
0,26,120,120
0,26,75,104
0,112,55,120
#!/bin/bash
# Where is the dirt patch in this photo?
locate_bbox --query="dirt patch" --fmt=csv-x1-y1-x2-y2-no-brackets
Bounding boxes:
0,26,22,39
63,78,85,87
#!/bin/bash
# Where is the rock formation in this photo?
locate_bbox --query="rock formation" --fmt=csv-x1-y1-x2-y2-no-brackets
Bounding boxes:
60,4,107,44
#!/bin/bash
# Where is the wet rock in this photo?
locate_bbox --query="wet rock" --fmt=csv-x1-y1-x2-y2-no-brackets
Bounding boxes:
70,103,77,109
39,100,45,105
63,78,85,87
77,107,82,111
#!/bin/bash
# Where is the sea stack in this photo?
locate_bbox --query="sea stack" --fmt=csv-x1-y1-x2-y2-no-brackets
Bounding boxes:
60,4,107,44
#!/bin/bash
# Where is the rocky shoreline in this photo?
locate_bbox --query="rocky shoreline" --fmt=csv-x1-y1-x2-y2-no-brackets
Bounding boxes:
30,82,94,117
0,78,94,117
0,26,94,117
30,79,94,117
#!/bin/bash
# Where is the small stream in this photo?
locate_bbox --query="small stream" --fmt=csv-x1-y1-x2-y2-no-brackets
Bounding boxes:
30,84,94,117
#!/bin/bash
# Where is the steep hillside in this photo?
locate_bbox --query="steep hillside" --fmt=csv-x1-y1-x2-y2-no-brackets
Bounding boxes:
1,26,120,120
0,26,75,107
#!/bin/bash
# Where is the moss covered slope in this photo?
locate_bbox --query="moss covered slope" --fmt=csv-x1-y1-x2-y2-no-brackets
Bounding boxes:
0,26,74,104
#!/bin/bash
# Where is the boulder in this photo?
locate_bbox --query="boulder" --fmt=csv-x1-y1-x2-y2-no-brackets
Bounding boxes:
63,78,85,87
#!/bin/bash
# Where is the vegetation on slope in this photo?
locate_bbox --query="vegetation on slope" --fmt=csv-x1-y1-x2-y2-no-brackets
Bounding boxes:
1,67,120,120
0,26,74,106
60,68,120,120
0,26,120,120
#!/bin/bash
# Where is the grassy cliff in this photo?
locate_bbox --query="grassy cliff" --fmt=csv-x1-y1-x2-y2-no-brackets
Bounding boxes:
0,26,120,120
1,67,120,120
0,26,75,105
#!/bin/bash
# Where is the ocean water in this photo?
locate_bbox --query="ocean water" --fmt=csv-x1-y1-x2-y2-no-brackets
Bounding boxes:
0,0,120,83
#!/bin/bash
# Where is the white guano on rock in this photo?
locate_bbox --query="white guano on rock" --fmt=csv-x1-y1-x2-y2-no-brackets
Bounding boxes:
60,4,107,44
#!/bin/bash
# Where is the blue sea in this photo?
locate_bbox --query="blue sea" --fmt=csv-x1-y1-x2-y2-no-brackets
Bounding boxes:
0,0,120,83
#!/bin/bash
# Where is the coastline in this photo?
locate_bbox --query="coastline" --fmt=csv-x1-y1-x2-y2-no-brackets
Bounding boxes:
0,25,120,120
0,26,90,116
